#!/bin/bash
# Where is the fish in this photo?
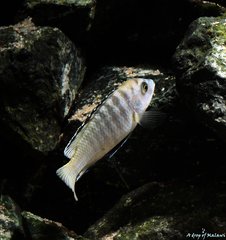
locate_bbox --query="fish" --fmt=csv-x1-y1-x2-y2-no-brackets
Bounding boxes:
56,78,155,201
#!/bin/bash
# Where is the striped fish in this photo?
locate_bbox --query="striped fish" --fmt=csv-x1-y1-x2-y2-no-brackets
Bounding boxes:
56,78,155,200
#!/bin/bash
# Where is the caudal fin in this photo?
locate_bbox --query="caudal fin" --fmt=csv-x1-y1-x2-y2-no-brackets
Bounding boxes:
56,163,78,201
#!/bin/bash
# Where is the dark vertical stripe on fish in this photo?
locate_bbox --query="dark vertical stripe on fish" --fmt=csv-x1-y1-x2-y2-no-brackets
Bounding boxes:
104,100,123,130
118,89,131,105
111,92,130,112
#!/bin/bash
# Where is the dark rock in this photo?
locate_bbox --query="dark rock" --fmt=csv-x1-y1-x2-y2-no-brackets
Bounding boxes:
18,0,96,42
172,16,226,142
199,0,226,8
0,195,86,240
22,211,87,240
188,0,226,12
0,195,25,240
0,19,85,153
85,181,226,239
114,216,183,240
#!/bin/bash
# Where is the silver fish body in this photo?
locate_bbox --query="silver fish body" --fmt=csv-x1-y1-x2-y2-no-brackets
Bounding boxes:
56,78,155,200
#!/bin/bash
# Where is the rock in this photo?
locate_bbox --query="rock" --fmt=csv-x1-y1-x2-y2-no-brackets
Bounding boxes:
0,195,87,240
172,16,226,142
85,181,226,239
0,19,85,153
189,0,226,12
18,0,96,42
0,195,25,240
22,211,87,240
113,216,183,240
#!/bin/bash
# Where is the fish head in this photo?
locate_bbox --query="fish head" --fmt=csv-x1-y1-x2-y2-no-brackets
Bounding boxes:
130,78,155,114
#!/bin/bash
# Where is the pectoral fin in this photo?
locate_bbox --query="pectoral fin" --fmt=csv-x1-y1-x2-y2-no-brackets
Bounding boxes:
134,110,167,129
106,133,132,159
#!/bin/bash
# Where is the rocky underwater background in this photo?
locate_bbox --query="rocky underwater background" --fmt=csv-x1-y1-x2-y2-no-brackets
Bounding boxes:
0,0,226,239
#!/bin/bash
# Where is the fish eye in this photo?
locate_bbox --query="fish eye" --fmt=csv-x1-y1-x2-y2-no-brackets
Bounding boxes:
141,82,148,95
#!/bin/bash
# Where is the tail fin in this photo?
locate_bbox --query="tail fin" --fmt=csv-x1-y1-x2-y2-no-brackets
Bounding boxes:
56,163,78,201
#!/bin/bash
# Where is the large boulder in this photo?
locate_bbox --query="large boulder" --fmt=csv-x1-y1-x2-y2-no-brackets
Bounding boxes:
0,195,86,240
85,181,226,240
0,19,85,153
172,16,226,142
22,211,87,240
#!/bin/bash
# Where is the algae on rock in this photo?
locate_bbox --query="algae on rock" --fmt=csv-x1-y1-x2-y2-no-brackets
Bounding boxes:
173,16,226,142
0,196,24,240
